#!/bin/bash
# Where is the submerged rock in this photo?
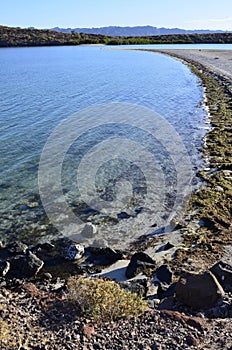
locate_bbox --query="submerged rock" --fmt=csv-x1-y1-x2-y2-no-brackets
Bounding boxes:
81,223,97,238
117,212,131,219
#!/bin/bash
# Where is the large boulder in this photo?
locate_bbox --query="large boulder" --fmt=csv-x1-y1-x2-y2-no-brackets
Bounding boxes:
86,247,123,266
0,241,44,279
126,252,156,279
9,251,44,279
210,261,232,292
175,271,224,309
0,241,28,260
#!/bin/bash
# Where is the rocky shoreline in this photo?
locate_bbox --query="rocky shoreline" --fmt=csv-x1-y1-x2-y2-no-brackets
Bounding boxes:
0,239,232,349
1,50,232,349
140,49,232,272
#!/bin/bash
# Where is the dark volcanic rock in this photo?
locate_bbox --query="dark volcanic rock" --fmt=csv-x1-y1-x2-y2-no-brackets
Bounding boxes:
9,251,44,278
0,259,10,277
117,212,131,219
175,271,224,309
8,241,28,254
86,247,123,266
155,264,172,284
156,242,174,252
158,296,176,310
157,282,176,299
119,277,148,296
33,242,55,252
210,261,232,292
126,252,156,278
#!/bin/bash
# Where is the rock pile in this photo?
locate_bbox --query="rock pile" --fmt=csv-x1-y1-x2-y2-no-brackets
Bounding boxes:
0,239,231,349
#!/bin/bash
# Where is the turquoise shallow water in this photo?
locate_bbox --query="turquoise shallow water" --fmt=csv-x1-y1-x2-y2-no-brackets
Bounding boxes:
0,46,208,246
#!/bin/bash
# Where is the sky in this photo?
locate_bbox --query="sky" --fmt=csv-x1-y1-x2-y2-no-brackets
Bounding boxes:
1,0,232,30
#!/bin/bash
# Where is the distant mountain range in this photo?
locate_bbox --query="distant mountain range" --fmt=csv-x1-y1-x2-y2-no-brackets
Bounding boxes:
1,25,232,47
50,25,229,37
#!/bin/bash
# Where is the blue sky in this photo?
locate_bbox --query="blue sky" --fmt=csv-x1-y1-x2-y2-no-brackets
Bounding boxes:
1,0,232,30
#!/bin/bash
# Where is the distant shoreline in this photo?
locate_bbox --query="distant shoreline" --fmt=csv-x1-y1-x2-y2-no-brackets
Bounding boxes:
1,25,232,47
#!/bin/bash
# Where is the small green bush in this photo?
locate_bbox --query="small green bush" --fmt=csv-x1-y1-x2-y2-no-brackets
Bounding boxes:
67,276,148,322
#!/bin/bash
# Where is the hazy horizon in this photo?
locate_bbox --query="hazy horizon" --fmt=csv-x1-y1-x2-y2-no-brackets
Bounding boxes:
50,25,231,31
1,24,231,32
1,0,232,31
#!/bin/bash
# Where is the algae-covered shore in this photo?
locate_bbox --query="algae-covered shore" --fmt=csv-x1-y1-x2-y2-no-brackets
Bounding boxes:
137,49,232,272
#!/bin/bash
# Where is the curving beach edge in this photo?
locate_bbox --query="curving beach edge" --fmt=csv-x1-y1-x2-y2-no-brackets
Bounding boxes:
0,49,231,349
132,49,232,271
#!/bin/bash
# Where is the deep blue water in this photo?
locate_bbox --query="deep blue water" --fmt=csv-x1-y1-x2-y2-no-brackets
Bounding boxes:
0,46,208,246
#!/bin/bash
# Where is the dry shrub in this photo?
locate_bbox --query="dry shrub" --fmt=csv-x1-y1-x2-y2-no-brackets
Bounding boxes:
67,276,148,322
